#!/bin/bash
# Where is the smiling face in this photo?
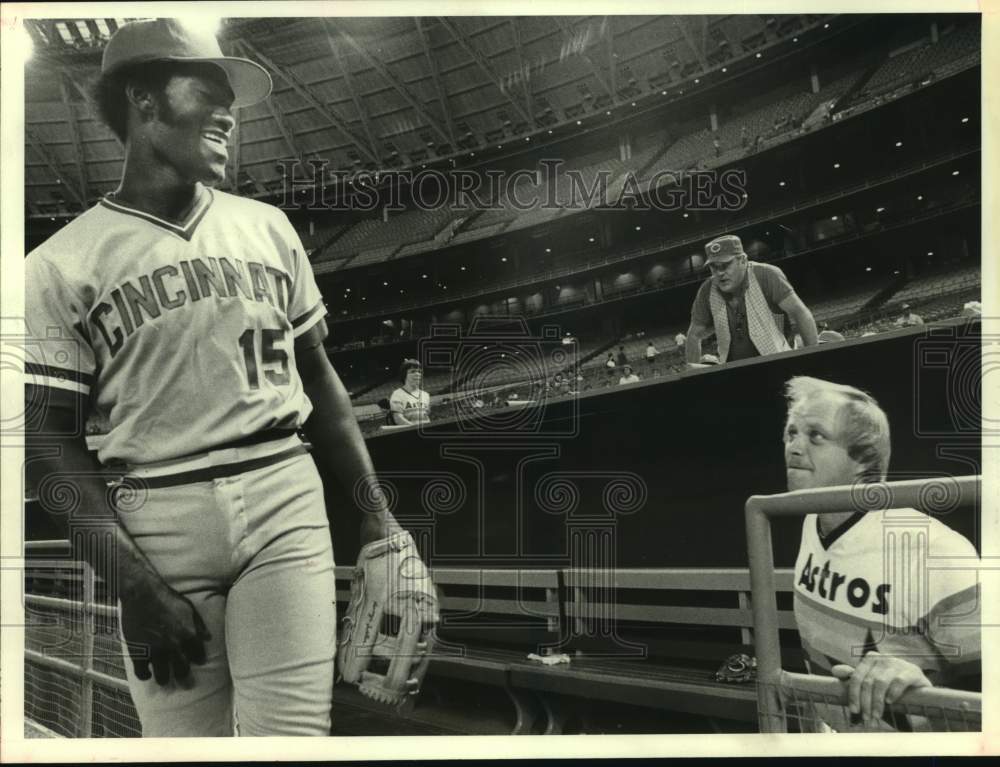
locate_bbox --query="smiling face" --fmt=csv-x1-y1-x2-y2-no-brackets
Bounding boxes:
139,63,236,186
707,253,749,295
783,391,865,492
404,367,423,390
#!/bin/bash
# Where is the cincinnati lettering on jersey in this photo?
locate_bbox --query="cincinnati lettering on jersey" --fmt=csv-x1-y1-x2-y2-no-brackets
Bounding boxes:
88,256,293,358
798,552,890,615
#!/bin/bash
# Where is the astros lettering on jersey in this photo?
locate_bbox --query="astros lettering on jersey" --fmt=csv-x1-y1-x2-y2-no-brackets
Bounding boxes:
793,509,980,680
25,186,327,465
389,387,430,423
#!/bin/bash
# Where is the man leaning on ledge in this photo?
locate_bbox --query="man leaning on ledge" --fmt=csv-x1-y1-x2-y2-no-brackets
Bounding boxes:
685,234,818,365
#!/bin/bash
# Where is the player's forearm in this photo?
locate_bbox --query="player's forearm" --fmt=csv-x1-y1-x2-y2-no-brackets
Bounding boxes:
301,365,401,537
26,435,169,601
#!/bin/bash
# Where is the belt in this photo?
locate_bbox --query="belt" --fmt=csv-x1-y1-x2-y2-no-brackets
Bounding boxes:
110,429,307,489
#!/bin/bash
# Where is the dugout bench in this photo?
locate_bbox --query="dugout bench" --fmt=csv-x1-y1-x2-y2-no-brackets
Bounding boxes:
23,540,798,735
331,566,798,735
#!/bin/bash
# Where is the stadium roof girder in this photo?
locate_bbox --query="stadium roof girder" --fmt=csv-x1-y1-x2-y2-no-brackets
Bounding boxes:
605,17,617,97
415,18,459,149
508,18,534,125
235,37,381,166
58,71,90,205
553,17,615,99
674,17,710,73
437,17,535,129
323,20,381,163
333,23,453,149
25,127,87,211
260,91,306,168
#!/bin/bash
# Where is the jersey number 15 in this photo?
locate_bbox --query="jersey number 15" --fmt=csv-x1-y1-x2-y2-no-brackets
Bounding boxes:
238,327,290,388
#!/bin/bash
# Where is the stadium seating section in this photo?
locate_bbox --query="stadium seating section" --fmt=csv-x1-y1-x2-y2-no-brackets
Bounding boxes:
842,22,980,110
349,258,980,435
313,23,978,278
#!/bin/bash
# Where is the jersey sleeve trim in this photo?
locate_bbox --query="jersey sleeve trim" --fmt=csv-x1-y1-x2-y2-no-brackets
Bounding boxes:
25,362,93,395
290,301,327,338
924,583,980,625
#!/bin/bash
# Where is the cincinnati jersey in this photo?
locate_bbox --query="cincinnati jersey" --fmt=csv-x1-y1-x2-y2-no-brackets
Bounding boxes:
793,509,980,684
25,187,327,465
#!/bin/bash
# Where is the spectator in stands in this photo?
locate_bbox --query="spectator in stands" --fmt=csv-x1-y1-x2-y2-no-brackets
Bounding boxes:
618,365,640,385
389,359,431,426
645,341,658,368
780,376,980,731
605,352,617,381
685,234,818,365
616,345,629,367
674,332,687,349
895,304,925,327
741,125,749,149
962,301,982,318
713,136,721,157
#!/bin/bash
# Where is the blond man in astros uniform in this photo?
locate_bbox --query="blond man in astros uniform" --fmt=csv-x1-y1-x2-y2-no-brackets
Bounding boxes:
25,19,401,736
782,377,980,731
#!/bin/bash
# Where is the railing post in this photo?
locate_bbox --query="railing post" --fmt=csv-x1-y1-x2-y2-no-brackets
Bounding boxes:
744,497,786,733
79,560,96,738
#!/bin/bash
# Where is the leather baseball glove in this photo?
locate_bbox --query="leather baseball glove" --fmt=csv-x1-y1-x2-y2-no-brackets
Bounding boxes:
715,652,757,683
337,531,439,706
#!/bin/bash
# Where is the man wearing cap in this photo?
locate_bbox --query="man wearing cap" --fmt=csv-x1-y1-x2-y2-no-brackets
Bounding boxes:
685,234,818,365
25,18,402,736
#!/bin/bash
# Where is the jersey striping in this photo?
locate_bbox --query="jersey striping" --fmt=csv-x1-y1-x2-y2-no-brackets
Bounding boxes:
793,509,980,683
25,188,327,465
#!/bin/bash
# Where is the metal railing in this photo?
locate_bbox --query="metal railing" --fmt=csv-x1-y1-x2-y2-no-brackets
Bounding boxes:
744,475,982,733
22,545,135,737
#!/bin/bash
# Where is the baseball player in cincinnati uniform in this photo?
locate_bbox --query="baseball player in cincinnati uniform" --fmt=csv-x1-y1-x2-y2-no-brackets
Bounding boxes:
25,19,401,736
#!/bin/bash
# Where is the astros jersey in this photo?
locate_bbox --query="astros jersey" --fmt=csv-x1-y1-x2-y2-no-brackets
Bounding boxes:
389,387,430,423
793,509,980,685
25,187,327,465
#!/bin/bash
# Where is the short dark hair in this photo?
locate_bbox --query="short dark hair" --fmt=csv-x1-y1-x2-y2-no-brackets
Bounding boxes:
90,61,176,143
399,358,422,382
90,60,226,144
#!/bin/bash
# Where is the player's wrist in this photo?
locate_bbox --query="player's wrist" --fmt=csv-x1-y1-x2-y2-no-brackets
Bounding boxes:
360,510,402,542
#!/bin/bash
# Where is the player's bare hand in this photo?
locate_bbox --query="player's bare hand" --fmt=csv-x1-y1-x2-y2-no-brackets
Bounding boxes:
831,652,932,726
120,584,211,687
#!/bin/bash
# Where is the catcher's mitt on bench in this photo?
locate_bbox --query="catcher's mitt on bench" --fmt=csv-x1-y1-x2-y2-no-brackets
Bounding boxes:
337,531,439,706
